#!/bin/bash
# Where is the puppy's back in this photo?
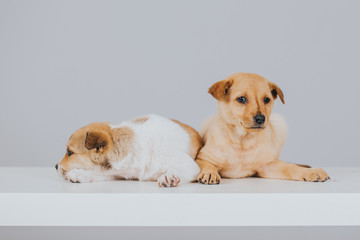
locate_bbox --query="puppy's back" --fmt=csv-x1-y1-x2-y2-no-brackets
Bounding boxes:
171,119,203,159
131,114,202,159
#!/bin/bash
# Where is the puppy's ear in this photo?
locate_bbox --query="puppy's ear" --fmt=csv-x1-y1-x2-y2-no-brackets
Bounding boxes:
85,130,108,151
269,82,285,104
208,79,234,100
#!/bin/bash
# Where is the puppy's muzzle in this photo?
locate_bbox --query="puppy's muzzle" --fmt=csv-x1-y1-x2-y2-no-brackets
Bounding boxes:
55,164,67,176
253,114,266,126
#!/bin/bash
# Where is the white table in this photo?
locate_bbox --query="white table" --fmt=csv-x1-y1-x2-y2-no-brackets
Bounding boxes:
0,167,359,226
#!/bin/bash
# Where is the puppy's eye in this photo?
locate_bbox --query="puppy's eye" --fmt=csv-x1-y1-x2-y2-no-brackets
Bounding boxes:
67,150,74,157
236,96,247,104
264,97,271,104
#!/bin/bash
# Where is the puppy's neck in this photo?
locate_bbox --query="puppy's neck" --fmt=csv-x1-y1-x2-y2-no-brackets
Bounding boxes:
110,126,135,161
216,113,257,143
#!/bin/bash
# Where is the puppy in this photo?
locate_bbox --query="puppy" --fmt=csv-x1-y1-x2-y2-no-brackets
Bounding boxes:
196,73,329,184
56,114,202,187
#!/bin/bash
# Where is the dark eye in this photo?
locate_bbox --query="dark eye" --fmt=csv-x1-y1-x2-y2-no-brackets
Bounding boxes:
67,150,74,157
264,97,271,104
236,96,247,104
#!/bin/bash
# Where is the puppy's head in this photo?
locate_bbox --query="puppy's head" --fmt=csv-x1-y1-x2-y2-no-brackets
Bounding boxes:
209,73,284,131
56,122,114,180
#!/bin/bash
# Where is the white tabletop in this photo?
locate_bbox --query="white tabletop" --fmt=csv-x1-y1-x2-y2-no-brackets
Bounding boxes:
0,167,359,193
0,167,359,226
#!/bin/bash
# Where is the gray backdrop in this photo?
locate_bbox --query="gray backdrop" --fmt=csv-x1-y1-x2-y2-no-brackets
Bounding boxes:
0,0,359,167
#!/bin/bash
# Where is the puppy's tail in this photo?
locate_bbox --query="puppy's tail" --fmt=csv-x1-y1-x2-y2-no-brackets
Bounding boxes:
295,163,311,168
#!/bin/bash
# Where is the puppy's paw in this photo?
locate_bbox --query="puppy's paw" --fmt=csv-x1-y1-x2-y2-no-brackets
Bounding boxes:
197,170,221,185
157,174,180,187
301,168,330,182
65,169,94,183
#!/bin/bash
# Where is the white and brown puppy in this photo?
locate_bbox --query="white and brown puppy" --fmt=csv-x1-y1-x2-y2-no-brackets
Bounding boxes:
196,73,330,184
56,115,202,187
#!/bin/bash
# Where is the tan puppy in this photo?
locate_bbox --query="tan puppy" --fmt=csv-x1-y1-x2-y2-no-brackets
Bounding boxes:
196,73,329,184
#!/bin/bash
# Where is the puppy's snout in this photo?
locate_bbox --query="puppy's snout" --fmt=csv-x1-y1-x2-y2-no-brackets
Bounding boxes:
55,164,58,170
254,114,266,125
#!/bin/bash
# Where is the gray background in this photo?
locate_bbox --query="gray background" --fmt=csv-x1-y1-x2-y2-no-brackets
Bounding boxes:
0,0,359,167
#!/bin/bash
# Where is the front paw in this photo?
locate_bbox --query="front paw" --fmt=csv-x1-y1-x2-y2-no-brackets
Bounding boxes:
157,174,180,187
302,168,330,182
65,169,94,183
197,169,221,185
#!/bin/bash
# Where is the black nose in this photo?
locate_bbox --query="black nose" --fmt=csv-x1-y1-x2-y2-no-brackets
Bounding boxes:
55,164,58,170
254,114,266,125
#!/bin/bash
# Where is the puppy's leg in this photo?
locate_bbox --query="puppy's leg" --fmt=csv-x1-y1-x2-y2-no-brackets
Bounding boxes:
157,174,181,187
157,153,200,187
257,160,330,182
196,159,221,185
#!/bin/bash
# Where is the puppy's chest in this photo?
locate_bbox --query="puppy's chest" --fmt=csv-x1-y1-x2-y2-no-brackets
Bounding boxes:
219,140,275,178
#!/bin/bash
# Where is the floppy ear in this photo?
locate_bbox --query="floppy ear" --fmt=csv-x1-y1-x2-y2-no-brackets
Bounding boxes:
269,82,285,104
208,79,234,101
85,130,108,151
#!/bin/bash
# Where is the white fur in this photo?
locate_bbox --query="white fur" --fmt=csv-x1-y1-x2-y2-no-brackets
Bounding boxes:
69,115,200,186
269,113,288,149
66,169,115,183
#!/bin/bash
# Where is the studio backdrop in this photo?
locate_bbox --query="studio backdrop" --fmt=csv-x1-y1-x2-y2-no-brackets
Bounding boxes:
0,0,359,167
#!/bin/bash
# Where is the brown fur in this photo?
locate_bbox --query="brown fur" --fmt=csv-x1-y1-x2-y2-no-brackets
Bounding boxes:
111,127,135,159
171,119,203,159
197,73,329,184
131,116,149,124
59,122,135,175
269,82,285,104
296,164,311,168
208,79,234,101
85,131,108,150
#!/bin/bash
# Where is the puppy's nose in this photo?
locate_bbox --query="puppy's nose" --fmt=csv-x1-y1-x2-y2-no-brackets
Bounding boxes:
55,164,58,170
254,114,266,125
